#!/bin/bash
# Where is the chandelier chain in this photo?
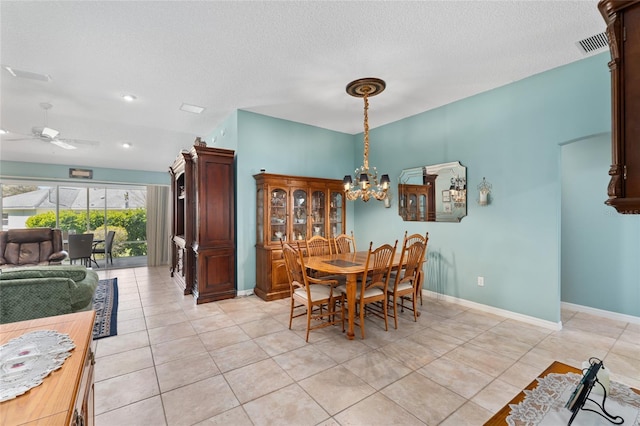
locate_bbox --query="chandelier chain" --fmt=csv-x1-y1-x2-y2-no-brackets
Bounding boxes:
363,92,369,170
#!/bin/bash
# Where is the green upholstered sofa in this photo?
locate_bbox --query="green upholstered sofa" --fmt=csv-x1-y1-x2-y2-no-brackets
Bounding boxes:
0,265,99,324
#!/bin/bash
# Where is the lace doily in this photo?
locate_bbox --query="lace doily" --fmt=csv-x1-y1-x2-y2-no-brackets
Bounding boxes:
0,330,75,402
507,372,640,426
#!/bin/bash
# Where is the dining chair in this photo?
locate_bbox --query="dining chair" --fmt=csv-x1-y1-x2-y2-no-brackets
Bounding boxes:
282,242,345,342
304,235,334,279
333,231,356,254
398,231,429,305
338,240,397,339
68,233,95,268
92,230,115,266
387,240,426,329
305,235,332,257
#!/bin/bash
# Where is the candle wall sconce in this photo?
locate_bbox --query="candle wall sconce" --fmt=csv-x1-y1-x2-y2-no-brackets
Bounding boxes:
477,177,492,206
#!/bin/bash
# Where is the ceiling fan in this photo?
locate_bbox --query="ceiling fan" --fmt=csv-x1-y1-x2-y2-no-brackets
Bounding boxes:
2,102,100,150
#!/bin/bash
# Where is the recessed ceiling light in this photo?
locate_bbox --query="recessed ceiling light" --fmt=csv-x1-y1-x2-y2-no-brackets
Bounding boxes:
180,103,205,114
0,129,7,135
122,94,137,102
122,142,133,148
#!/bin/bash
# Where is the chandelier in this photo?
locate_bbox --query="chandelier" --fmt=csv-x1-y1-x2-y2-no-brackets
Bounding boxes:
450,173,467,207
342,78,390,202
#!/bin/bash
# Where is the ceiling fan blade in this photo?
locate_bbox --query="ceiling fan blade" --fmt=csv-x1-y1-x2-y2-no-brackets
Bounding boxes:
50,139,77,150
0,137,38,142
59,138,100,147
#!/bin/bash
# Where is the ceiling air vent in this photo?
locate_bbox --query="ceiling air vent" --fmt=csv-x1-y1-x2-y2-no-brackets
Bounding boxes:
576,32,609,55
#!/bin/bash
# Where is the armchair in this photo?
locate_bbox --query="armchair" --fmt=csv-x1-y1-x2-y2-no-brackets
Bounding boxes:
0,228,68,269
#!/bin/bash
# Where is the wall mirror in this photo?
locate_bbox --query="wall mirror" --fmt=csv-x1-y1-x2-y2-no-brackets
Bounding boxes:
398,161,467,222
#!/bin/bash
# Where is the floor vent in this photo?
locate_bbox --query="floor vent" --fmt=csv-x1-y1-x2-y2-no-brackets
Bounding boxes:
576,32,609,55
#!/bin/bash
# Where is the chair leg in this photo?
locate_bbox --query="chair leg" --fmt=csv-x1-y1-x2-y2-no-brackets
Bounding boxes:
382,298,388,332
289,298,295,330
360,304,366,339
305,306,312,342
392,294,399,329
340,295,345,332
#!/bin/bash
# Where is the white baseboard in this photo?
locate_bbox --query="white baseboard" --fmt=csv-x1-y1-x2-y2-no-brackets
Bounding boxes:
561,301,640,325
237,289,254,297
423,290,562,331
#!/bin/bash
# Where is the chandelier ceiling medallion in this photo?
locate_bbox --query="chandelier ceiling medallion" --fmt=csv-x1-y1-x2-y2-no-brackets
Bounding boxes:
342,77,390,202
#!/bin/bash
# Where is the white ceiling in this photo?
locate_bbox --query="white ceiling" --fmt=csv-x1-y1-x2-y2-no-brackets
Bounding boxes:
0,1,606,173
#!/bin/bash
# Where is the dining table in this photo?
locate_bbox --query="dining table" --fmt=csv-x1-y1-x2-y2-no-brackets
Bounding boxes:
304,250,420,340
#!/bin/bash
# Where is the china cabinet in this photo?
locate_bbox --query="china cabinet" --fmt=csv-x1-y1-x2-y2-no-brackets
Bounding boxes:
169,145,236,304
599,0,640,214
254,173,346,300
398,177,436,222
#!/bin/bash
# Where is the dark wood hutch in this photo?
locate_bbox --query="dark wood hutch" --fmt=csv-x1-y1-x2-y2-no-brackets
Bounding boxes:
169,145,236,304
599,0,640,214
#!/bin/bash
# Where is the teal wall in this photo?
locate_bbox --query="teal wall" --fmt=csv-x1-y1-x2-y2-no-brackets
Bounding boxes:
0,160,169,186
561,134,640,316
215,52,633,323
232,111,356,295
347,52,613,323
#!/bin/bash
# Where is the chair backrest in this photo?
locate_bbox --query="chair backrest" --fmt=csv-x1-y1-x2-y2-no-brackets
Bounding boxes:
282,242,307,293
104,230,116,250
0,228,64,266
403,231,428,249
68,233,94,260
333,231,356,254
305,235,332,257
393,240,426,289
361,240,397,296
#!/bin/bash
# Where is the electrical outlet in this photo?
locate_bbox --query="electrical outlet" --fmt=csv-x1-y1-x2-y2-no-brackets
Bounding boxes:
477,276,484,287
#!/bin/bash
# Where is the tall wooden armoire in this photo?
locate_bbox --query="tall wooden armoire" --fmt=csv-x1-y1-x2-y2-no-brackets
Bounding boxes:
169,145,236,304
599,0,640,214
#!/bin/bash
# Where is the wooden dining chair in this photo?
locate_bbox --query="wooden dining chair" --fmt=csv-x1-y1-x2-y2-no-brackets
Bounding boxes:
282,242,344,342
333,231,356,254
398,231,429,305
338,240,397,339
304,235,333,278
305,235,332,257
387,240,426,329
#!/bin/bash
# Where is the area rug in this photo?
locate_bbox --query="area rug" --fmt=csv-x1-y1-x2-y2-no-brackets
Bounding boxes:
92,277,118,340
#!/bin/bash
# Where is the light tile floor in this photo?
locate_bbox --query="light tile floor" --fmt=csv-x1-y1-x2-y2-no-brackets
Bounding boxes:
93,266,640,426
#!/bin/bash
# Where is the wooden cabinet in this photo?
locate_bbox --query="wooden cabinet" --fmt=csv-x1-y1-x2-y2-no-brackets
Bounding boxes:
0,311,96,426
599,0,640,214
254,173,346,300
170,146,236,304
398,174,436,222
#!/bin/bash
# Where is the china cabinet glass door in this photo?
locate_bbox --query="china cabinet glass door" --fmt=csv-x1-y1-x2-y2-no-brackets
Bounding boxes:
311,190,325,237
270,188,287,242
408,194,418,221
292,189,307,242
330,191,343,238
256,188,264,244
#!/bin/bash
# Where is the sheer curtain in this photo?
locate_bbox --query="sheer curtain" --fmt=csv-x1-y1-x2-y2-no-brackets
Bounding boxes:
146,185,170,266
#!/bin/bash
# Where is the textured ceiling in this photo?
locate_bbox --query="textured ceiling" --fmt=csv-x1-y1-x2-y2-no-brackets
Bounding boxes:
0,1,606,173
